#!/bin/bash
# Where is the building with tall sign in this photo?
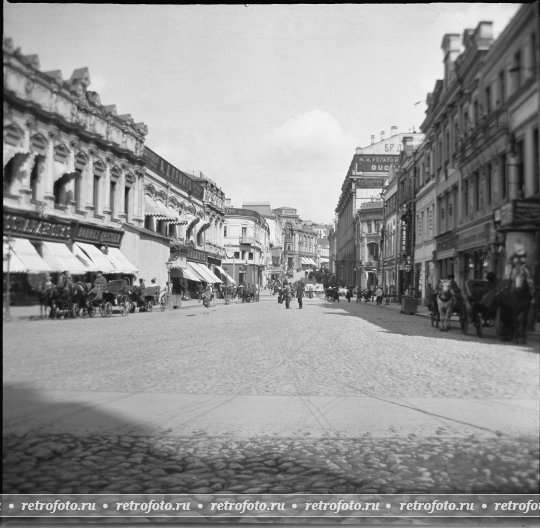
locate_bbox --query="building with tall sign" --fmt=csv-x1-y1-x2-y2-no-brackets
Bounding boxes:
3,38,145,304
335,128,423,285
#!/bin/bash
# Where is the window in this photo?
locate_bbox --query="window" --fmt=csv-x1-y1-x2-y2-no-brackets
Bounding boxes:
30,156,43,202
532,34,537,80
234,251,240,259
515,139,525,198
533,128,539,195
498,70,506,104
513,50,522,90
500,153,507,199
463,179,469,218
367,221,372,233
93,175,100,212
124,186,130,220
110,181,116,217
485,85,491,114
474,171,480,211
224,226,227,237
486,164,492,206
248,252,253,260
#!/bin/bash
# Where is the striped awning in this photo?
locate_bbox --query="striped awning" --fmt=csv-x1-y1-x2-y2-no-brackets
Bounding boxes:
215,265,236,285
74,242,116,273
3,241,29,273
181,265,201,282
6,238,52,274
188,261,221,284
105,247,138,274
144,196,177,220
40,241,90,274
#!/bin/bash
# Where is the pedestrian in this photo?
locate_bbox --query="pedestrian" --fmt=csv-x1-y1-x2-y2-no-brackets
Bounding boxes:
139,277,146,291
202,284,212,308
296,282,304,309
375,285,384,307
197,283,203,303
283,281,292,309
333,286,340,303
345,286,353,303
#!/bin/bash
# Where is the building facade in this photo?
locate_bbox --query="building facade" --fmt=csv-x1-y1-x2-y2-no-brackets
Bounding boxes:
222,207,270,286
4,38,146,303
421,4,539,323
336,129,424,287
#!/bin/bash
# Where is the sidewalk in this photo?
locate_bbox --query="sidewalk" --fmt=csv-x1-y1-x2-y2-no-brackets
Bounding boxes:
2,296,242,321
373,297,540,344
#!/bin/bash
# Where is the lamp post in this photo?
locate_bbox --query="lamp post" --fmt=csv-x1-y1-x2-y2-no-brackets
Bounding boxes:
3,231,14,322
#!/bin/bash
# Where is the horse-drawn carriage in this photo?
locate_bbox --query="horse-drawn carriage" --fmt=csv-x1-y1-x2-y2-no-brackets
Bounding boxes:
430,269,533,343
464,279,498,338
86,279,130,318
126,285,165,313
429,279,469,333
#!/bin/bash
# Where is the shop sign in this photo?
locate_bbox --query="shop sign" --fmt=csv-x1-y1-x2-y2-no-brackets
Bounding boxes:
4,212,71,241
436,233,457,252
169,255,187,269
356,178,386,188
74,224,123,247
457,224,489,251
187,247,207,262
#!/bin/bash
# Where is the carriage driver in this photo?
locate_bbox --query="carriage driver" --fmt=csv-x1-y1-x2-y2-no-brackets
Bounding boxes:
504,244,534,292
90,271,107,301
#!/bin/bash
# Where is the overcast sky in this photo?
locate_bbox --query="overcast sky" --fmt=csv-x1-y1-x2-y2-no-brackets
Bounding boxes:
4,3,521,223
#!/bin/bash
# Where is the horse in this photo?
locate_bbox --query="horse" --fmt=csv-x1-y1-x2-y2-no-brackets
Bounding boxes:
497,267,533,344
436,279,455,332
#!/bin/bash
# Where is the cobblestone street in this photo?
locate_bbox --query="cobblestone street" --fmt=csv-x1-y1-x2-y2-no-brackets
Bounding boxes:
3,293,539,495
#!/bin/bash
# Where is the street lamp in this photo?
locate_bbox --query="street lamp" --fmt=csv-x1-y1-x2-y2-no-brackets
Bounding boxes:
3,231,14,322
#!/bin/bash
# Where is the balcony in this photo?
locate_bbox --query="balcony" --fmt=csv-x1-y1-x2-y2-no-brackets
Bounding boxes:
239,236,261,248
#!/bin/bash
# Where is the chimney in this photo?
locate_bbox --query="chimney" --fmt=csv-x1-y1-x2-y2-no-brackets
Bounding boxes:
380,131,385,141
390,126,398,136
441,33,461,90
370,135,375,145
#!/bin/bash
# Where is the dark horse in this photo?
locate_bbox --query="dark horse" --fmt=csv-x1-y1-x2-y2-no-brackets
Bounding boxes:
39,281,89,318
436,279,455,332
497,268,533,344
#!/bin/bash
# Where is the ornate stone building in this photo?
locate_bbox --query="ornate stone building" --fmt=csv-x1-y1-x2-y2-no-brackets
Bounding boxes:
222,206,270,286
421,3,539,323
3,38,146,302
337,129,423,286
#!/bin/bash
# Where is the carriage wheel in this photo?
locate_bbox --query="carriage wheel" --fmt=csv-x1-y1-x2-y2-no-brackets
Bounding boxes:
104,302,113,318
72,303,80,318
495,307,502,339
475,313,483,338
460,309,468,335
121,302,129,317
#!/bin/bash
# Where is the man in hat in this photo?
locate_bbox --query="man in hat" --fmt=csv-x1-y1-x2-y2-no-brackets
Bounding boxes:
90,271,107,301
504,244,534,292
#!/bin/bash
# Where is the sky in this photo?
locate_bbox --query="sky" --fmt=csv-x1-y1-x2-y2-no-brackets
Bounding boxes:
4,3,521,224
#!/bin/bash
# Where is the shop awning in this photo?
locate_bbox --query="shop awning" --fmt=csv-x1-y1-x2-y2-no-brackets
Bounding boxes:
3,242,27,273
40,241,89,274
105,247,138,274
144,196,177,220
74,242,117,273
6,238,52,274
300,257,308,265
181,265,201,282
189,261,222,284
308,258,317,266
72,243,98,271
215,265,236,285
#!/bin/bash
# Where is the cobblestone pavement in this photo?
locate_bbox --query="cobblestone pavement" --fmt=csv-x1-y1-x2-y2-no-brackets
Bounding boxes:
3,294,539,495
